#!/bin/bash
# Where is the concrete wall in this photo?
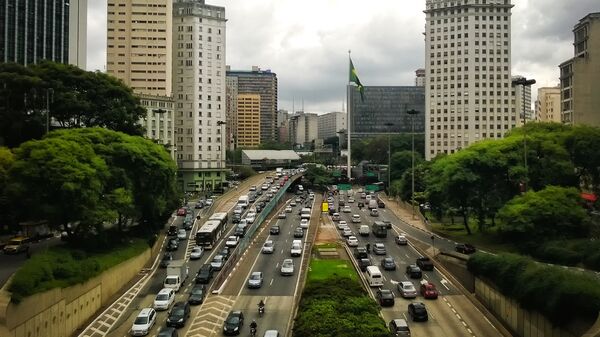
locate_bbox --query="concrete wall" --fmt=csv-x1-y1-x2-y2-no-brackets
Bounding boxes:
0,248,151,337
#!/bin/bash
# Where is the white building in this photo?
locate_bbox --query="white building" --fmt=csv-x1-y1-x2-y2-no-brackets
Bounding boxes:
173,0,227,192
318,112,347,140
415,68,426,87
424,0,516,160
138,94,175,159
289,112,318,148
512,75,533,123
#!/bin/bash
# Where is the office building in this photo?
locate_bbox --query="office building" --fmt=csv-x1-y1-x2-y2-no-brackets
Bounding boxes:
512,75,533,123
277,109,289,143
415,68,426,87
560,13,600,126
225,75,238,149
2,0,87,68
288,112,318,148
318,112,347,140
535,86,561,122
138,94,175,159
173,0,227,192
424,0,516,160
236,94,261,148
107,0,172,96
226,67,278,144
349,86,425,139
241,150,300,168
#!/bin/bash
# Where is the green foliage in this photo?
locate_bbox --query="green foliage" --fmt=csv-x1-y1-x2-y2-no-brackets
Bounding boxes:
0,147,15,229
468,252,600,326
522,239,600,271
258,141,292,150
303,165,333,190
307,259,357,282
237,165,256,179
352,134,425,165
8,239,148,302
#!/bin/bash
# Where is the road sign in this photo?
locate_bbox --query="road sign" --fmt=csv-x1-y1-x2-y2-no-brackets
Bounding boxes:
337,184,352,191
365,184,380,192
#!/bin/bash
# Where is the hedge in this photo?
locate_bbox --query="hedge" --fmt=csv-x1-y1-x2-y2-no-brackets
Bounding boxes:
467,252,600,326
525,239,600,271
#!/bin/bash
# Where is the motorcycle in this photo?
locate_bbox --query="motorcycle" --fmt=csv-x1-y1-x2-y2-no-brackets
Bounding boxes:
250,327,257,337
258,305,265,317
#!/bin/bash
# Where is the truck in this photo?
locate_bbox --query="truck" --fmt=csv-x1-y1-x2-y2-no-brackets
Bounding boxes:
164,260,189,292
368,199,378,210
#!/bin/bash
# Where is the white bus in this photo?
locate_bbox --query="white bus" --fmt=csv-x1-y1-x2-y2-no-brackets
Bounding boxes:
366,266,383,287
209,212,228,226
238,195,249,208
195,220,225,249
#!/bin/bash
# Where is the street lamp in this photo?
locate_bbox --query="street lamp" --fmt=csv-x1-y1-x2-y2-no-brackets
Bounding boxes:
511,77,536,192
406,109,419,219
384,122,394,194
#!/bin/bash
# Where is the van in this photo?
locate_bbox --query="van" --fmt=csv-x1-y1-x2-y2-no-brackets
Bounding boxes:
238,195,249,208
358,225,370,236
300,208,311,220
366,266,383,287
368,199,378,209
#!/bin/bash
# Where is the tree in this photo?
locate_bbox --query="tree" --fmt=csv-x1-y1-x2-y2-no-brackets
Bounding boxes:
303,165,332,190
390,150,422,181
0,147,16,230
564,125,600,196
258,141,292,150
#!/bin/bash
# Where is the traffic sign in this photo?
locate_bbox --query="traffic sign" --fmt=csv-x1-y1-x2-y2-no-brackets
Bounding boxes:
365,184,380,192
337,184,352,191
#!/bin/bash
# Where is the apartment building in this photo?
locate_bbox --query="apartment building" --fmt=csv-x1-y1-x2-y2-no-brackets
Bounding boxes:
535,86,561,122
236,94,261,148
138,94,175,158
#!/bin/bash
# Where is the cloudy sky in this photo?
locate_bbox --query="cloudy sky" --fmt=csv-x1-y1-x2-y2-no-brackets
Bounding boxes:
87,0,599,113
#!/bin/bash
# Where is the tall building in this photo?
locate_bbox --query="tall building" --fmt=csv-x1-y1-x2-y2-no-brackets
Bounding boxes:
288,112,318,148
1,0,87,68
106,0,172,96
318,112,347,140
349,86,425,139
277,109,289,143
535,86,561,122
559,13,600,126
138,94,175,158
415,68,426,87
512,75,533,123
236,93,261,148
225,75,238,149
173,0,227,192
226,67,278,144
424,0,516,160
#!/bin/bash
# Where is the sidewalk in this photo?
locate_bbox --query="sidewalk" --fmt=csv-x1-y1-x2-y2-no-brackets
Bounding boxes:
382,195,430,232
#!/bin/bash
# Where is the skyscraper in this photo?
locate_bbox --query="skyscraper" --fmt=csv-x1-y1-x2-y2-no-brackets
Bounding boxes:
1,0,87,68
173,0,227,192
236,93,261,148
424,0,515,160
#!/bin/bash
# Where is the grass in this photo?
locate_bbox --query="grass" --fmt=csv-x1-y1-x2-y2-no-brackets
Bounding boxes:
308,258,358,282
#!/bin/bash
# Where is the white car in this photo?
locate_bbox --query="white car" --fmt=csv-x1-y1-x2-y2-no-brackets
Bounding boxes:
352,214,361,223
262,184,269,190
346,236,359,247
332,213,341,221
398,281,418,298
205,198,213,206
348,197,355,203
342,205,352,213
285,206,293,213
342,228,353,237
309,193,314,200
177,229,187,240
153,288,175,311
295,197,302,203
278,212,286,219
300,218,309,229
130,308,156,336
280,259,295,276
337,220,348,230
290,240,302,257
190,246,203,260
246,213,256,224
250,185,257,191
225,235,239,247
262,240,274,254
290,201,297,207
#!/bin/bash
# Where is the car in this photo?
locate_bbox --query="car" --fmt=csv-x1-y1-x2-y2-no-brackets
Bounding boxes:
278,212,286,219
262,240,274,254
195,264,214,284
361,192,367,199
154,288,175,311
205,198,213,206
381,256,397,271
383,220,392,229
354,246,368,259
342,205,352,213
189,246,203,260
339,199,346,207
358,258,372,272
346,236,359,247
210,255,225,270
300,218,309,229
327,196,334,203
261,184,269,190
255,205,263,213
183,220,193,231
416,257,434,271
352,214,361,223
188,284,206,305
233,206,244,215
232,213,242,224
377,288,395,307
357,201,365,208
166,239,179,251
370,209,380,217
225,235,239,247
160,252,173,268
309,193,315,200
406,265,422,279
420,281,439,299
177,208,187,216
250,185,257,191
456,243,476,254
246,213,256,224
247,271,264,288
270,225,280,235
294,227,304,238
348,197,355,203
194,201,204,209
336,220,347,229
285,206,293,213
176,229,187,241
266,192,273,198
408,302,429,322
280,258,295,276
373,243,387,255
290,201,297,207
223,310,244,335
389,319,411,337
130,308,156,336
331,212,341,221
342,228,353,237
395,235,408,245
166,301,190,328
263,330,280,337
398,281,418,299
295,197,302,203
157,327,179,337
220,247,231,261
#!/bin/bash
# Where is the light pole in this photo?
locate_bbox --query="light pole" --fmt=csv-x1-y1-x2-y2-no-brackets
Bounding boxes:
384,122,394,194
406,109,419,219
511,77,536,192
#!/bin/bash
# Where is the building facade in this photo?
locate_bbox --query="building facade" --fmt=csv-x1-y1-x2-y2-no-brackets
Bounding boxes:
512,75,533,123
415,68,426,86
424,0,516,160
1,0,87,68
138,94,175,158
225,75,238,149
236,93,261,148
535,86,561,122
318,111,347,140
226,67,278,144
349,86,425,139
173,0,227,192
560,13,600,126
288,112,318,148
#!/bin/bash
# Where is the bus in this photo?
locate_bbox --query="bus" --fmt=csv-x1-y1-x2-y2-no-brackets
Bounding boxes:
195,220,225,249
371,221,388,238
209,212,228,226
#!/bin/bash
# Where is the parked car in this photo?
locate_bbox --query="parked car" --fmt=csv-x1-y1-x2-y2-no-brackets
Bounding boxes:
395,235,408,245
406,265,422,279
247,271,264,288
408,302,428,322
381,256,397,271
223,310,244,335
420,281,439,299
3,237,30,255
416,257,434,271
190,247,203,260
373,243,387,255
130,308,156,336
188,284,206,305
455,243,476,254
166,301,190,328
398,281,418,299
377,288,395,307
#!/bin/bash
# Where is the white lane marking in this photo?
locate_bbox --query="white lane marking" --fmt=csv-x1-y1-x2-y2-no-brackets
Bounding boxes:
440,279,451,290
269,278,274,286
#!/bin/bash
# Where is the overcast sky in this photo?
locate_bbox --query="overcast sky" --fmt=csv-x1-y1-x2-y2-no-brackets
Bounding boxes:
87,0,599,113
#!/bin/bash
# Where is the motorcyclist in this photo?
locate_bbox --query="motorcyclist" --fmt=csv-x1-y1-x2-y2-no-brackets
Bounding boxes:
258,300,265,309
250,320,258,334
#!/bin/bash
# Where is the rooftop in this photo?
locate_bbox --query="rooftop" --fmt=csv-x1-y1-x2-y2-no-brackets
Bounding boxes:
242,150,300,161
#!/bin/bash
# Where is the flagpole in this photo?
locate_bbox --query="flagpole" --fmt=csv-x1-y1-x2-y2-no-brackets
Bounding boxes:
347,50,352,181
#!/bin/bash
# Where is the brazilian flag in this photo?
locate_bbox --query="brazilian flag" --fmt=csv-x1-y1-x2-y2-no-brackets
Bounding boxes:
349,58,365,102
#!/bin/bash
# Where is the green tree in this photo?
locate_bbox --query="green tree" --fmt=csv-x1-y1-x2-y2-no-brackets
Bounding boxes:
0,147,16,231
303,165,332,190
564,125,600,196
390,150,422,181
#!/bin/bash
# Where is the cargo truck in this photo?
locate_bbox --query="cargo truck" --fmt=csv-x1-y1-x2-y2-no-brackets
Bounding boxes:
164,260,189,292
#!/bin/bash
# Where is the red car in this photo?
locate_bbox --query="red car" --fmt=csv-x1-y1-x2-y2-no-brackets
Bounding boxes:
420,281,439,299
177,208,187,216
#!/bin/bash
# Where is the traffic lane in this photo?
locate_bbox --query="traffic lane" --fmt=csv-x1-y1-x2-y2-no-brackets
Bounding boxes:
442,294,503,337
0,235,63,287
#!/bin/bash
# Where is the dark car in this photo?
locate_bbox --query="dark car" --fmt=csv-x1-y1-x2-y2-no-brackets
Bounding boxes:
381,257,397,271
408,302,428,322
406,265,422,279
383,220,392,229
377,289,395,307
160,252,173,268
220,247,231,261
232,214,242,223
293,227,304,238
158,327,179,337
255,205,262,213
183,220,193,231
456,243,476,254
270,225,280,235
354,246,368,259
234,226,246,237
194,201,204,209
196,264,214,284
166,239,179,251
188,284,206,305
416,257,434,271
166,301,190,328
223,310,244,335
358,258,372,272
168,225,178,236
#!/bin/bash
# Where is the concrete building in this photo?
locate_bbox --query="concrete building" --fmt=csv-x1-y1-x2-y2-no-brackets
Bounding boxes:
318,112,347,140
173,0,227,192
512,75,533,123
225,75,238,149
560,13,600,126
106,0,172,97
415,68,426,87
288,112,318,148
349,86,425,139
241,150,300,168
535,86,561,122
138,94,175,158
424,0,516,160
2,0,87,68
277,109,289,143
226,67,278,144
236,93,261,148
